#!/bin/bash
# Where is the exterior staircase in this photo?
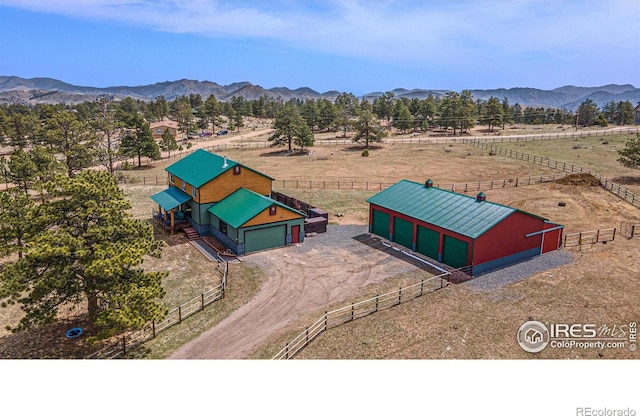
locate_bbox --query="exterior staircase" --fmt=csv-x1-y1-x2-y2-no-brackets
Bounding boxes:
182,226,200,241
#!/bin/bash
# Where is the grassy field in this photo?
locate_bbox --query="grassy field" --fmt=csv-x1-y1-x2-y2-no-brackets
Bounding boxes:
1,128,639,359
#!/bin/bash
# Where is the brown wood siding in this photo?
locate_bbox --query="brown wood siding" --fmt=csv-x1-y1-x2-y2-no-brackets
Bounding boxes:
167,176,197,202
198,168,272,203
242,206,304,228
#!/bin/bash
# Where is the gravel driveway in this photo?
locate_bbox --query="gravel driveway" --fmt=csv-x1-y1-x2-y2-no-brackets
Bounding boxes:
169,225,429,359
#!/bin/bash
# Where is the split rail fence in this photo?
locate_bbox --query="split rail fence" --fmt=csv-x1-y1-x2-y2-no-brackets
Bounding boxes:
272,272,449,360
563,228,616,249
86,260,228,359
620,221,640,239
468,141,640,210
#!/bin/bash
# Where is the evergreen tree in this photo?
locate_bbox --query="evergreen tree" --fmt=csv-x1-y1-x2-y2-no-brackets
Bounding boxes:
159,128,178,157
484,96,504,132
0,170,167,338
617,133,640,169
392,101,413,133
119,114,161,167
269,103,312,152
45,111,95,177
353,109,386,149
8,148,37,193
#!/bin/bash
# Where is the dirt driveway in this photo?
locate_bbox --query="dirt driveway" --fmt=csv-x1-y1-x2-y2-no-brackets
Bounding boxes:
169,225,432,359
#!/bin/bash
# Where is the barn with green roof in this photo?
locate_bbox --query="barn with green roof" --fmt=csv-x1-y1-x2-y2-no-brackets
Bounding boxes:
367,179,563,275
151,149,306,255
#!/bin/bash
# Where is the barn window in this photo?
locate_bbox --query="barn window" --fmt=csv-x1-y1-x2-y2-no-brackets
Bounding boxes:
234,165,241,175
270,205,277,216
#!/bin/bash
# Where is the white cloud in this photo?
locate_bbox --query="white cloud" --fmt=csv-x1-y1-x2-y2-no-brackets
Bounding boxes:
1,0,638,68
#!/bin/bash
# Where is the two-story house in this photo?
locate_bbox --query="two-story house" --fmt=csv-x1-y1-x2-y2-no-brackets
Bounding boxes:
151,149,306,255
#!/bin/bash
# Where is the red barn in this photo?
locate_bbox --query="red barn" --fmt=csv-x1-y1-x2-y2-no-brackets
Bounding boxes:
367,179,563,275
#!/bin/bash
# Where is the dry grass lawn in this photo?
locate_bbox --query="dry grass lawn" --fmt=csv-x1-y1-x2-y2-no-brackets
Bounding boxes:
2,130,639,359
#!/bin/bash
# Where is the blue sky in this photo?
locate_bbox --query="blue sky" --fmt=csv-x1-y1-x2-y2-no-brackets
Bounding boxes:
0,0,638,95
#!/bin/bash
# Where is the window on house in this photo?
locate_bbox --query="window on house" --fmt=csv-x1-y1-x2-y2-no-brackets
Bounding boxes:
234,165,241,175
270,205,277,216
156,128,162,134
169,174,174,184
191,187,196,198
181,180,186,191
219,221,228,235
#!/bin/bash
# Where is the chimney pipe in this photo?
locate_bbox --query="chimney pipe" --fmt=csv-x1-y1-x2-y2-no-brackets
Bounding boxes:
222,156,228,169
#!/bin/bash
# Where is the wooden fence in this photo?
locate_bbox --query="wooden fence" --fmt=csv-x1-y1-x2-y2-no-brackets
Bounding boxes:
463,126,640,144
469,141,640,210
86,259,228,359
272,272,449,360
620,222,640,239
563,228,616,249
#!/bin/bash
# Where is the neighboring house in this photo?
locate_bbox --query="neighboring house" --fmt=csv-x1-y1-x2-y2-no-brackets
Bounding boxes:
367,179,563,275
151,149,306,255
150,120,179,140
635,103,640,125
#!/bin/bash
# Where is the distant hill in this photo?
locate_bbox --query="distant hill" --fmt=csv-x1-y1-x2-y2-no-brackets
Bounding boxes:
1,75,638,110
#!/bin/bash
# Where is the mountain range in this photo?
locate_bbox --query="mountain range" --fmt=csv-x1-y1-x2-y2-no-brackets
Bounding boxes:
1,75,639,111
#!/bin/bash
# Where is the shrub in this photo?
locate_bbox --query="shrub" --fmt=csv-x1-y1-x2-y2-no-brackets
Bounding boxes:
361,149,369,157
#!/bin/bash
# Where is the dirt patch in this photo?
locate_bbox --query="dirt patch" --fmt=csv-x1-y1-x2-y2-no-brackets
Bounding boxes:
169,225,437,359
611,175,640,186
555,173,601,186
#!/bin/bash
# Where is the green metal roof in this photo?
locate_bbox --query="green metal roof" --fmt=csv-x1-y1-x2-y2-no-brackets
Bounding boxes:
165,149,274,188
208,188,306,229
150,186,192,211
367,180,545,239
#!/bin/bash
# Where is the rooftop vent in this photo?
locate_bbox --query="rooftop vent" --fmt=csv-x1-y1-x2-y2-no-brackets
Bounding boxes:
476,192,486,202
222,156,228,169
425,179,434,188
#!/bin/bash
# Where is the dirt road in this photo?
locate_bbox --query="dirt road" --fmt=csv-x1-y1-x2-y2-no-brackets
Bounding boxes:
169,225,431,359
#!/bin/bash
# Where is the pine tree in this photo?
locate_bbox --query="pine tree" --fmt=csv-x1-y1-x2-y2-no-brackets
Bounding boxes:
159,128,178,158
0,170,167,338
618,133,640,169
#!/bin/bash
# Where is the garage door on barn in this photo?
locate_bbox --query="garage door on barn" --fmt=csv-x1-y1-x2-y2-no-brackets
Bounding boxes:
371,209,390,239
442,235,468,268
244,225,286,253
392,217,413,249
416,225,439,260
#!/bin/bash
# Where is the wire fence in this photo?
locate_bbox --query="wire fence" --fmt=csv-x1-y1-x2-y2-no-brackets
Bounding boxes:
86,259,228,359
468,141,640,210
272,272,449,360
462,126,640,144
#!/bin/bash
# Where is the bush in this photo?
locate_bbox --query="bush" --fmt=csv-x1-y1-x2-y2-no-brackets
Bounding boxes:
361,149,369,157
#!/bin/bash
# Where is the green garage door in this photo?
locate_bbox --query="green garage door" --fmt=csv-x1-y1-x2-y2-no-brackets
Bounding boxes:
392,217,414,249
244,225,286,253
416,225,439,260
371,209,390,239
442,235,469,268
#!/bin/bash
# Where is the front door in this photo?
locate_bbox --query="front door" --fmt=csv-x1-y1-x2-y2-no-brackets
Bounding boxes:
291,225,300,243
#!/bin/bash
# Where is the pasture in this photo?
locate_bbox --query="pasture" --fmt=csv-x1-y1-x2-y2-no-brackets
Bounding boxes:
1,128,639,359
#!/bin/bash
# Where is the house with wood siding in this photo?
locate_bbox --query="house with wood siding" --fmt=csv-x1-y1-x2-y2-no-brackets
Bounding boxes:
151,149,306,255
367,179,563,275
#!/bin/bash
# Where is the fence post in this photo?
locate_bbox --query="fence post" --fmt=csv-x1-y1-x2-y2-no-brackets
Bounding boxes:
398,287,402,305
178,306,182,324
305,327,309,342
285,342,289,359
375,295,379,312
201,293,205,311
420,279,424,296
152,321,156,339
324,311,328,331
122,336,126,356
596,229,600,243
612,228,616,241
351,303,355,321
